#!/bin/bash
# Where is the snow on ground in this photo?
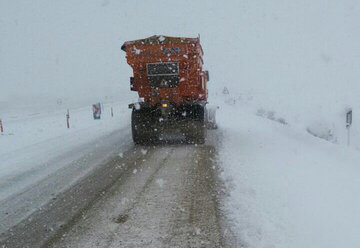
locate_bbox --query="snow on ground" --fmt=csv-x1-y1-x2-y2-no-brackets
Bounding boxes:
217,95,360,248
2,0,360,247
0,101,131,201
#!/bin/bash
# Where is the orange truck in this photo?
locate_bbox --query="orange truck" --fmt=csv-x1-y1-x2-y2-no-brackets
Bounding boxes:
121,35,212,144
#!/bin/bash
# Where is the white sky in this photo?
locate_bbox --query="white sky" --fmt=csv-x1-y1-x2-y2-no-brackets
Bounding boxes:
1,0,360,112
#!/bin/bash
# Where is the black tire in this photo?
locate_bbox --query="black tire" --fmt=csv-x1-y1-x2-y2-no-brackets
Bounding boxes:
131,108,158,145
131,108,143,144
196,122,206,144
184,121,206,144
184,105,206,144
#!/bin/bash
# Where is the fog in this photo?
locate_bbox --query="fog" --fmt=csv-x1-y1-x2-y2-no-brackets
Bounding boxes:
1,0,360,117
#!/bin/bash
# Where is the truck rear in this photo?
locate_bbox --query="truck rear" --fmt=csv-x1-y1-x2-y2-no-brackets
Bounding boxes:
121,35,210,144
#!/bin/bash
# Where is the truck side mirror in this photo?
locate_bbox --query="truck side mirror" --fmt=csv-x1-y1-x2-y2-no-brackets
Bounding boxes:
205,71,210,82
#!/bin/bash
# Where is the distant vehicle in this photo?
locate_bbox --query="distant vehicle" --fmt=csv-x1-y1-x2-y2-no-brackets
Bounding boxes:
121,35,212,144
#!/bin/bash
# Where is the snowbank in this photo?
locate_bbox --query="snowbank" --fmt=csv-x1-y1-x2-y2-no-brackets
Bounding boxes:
218,98,360,248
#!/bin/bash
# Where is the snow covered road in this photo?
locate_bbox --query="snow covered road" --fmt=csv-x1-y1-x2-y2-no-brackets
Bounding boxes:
0,127,132,237
0,131,229,248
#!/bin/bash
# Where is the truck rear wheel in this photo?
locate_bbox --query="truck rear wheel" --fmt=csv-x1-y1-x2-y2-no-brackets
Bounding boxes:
183,105,206,144
132,108,158,145
184,121,206,144
131,108,143,144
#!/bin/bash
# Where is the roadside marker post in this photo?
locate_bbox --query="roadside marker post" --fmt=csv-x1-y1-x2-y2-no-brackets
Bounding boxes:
66,109,70,129
0,119,3,134
92,103,101,120
346,109,352,147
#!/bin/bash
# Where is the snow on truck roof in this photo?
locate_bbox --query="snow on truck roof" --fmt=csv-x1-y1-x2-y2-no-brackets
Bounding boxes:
121,35,200,51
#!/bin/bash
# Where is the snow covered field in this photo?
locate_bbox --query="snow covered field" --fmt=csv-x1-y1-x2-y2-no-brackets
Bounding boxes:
0,101,132,193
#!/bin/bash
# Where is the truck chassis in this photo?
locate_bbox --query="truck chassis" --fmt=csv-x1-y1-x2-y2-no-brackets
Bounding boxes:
131,102,206,144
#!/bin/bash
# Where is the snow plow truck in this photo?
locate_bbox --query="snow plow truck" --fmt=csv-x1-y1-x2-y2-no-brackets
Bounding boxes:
121,35,215,144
